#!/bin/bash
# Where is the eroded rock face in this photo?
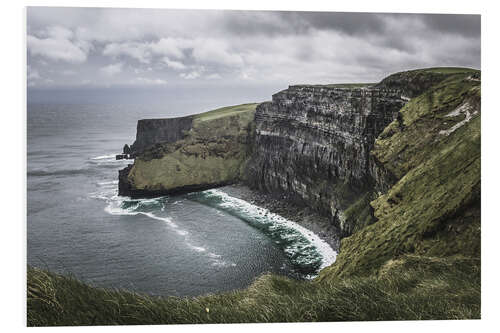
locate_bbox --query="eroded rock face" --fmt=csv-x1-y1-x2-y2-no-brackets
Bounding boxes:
245,85,407,235
129,117,194,156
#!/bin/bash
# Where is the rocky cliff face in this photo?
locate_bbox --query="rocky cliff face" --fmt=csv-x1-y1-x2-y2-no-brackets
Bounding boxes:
245,85,406,236
129,116,194,156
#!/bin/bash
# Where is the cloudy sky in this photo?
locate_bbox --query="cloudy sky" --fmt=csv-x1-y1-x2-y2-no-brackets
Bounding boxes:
27,7,480,104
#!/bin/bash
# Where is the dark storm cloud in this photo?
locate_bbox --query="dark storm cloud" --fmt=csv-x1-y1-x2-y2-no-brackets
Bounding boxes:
420,14,481,37
221,11,388,37
223,11,480,39
277,12,389,35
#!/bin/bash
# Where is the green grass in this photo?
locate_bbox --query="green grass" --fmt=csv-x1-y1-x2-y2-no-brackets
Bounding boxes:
404,67,479,74
341,191,377,235
27,254,480,326
193,103,259,122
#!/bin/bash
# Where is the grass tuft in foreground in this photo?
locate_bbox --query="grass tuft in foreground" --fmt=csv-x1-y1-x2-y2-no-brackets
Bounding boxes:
28,254,480,326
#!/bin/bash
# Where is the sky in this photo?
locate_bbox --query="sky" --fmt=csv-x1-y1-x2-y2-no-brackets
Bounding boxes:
26,7,481,104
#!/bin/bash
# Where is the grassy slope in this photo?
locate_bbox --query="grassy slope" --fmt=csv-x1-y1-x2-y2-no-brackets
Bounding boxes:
27,69,481,325
193,103,259,122
407,67,479,74
28,256,479,326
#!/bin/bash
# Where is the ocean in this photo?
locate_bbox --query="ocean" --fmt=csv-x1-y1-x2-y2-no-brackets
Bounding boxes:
27,102,336,297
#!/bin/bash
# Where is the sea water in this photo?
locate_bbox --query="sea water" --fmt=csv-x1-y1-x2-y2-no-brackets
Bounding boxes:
27,102,336,297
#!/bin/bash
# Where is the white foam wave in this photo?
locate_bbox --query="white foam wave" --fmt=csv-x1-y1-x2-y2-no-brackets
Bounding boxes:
188,244,206,252
98,180,119,186
201,189,337,274
91,186,230,267
91,154,116,160
89,154,130,166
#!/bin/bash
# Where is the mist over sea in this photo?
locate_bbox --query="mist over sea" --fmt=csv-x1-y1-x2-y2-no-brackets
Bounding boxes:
27,90,335,297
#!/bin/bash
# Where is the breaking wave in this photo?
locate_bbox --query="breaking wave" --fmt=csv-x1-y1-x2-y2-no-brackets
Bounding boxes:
91,154,117,160
188,189,337,278
90,184,235,268
89,174,336,278
87,154,131,168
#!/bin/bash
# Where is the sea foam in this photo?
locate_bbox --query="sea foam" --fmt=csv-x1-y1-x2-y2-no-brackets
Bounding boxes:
91,186,232,268
191,189,337,277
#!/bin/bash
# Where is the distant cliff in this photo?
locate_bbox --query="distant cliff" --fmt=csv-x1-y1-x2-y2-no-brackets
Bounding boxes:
118,104,257,198
129,117,194,156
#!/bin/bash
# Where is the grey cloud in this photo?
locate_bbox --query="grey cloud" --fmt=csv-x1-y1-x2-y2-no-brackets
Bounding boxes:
27,34,88,63
278,12,388,35
26,7,481,93
220,11,388,37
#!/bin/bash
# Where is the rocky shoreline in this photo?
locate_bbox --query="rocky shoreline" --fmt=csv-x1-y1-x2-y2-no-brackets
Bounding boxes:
219,183,341,252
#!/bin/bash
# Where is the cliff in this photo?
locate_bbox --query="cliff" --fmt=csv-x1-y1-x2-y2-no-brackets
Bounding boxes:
118,68,480,239
119,103,257,198
245,85,406,236
318,69,481,281
129,116,194,156
29,68,481,324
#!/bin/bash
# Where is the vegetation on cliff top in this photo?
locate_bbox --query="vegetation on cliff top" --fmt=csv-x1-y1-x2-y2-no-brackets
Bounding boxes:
375,67,479,98
193,103,259,122
27,69,481,325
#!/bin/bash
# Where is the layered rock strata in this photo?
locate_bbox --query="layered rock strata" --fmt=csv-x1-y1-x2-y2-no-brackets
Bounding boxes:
245,85,407,236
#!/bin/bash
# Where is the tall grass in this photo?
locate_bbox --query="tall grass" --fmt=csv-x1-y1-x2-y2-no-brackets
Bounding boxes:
27,255,480,326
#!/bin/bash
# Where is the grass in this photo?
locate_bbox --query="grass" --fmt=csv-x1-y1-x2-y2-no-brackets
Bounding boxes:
193,103,259,122
404,67,479,74
341,191,377,235
27,254,480,326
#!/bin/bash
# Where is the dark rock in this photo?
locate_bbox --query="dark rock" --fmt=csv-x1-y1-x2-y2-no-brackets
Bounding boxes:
116,154,132,160
129,116,194,156
123,144,131,155
244,85,406,236
118,164,133,196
